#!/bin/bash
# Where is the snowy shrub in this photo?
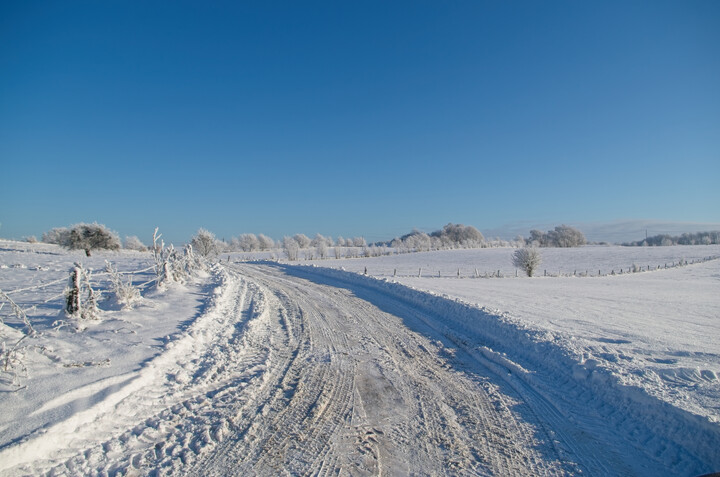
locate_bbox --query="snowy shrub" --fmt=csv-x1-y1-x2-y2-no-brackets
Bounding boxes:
66,223,121,257
512,247,542,277
0,290,36,336
105,261,141,309
24,236,38,244
124,235,148,252
190,228,219,257
1,333,30,390
151,228,204,287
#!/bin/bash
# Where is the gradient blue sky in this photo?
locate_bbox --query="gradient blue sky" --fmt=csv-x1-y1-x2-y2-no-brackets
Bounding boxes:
2,1,719,244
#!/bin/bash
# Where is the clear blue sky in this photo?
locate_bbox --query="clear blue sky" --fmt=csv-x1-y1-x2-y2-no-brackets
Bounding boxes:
2,1,719,244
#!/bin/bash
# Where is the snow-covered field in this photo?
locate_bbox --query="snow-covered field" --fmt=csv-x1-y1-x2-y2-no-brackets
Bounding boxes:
313,244,720,278
1,240,719,475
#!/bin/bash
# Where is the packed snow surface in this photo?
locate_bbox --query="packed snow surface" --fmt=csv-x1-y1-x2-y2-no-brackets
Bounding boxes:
1,241,718,475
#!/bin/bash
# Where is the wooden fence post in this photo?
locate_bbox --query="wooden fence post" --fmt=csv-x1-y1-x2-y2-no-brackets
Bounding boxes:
66,266,81,315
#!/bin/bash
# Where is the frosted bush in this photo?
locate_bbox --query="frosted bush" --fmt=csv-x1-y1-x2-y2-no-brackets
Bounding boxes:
124,236,148,252
512,247,542,277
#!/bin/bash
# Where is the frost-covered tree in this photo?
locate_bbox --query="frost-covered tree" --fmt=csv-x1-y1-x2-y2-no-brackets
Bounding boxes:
282,236,299,261
316,240,328,259
512,247,542,277
528,230,547,247
336,236,347,247
191,228,219,257
623,231,720,247
311,233,330,248
66,223,121,256
42,227,71,246
258,234,275,251
124,235,148,252
431,223,485,248
527,226,586,248
352,237,367,247
391,224,486,251
293,234,312,248
408,232,432,252
238,233,260,251
547,225,586,248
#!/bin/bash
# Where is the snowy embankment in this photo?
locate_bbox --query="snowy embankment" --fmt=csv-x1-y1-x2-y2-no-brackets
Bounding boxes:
291,254,720,473
0,240,225,473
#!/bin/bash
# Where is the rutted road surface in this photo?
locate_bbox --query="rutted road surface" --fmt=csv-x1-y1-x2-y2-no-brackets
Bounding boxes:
193,263,573,476
34,262,677,476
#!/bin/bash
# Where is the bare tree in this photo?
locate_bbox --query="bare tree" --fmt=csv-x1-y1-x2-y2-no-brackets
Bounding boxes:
512,247,542,277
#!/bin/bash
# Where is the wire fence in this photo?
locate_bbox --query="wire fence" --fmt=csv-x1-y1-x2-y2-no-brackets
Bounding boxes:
0,262,158,334
337,255,720,280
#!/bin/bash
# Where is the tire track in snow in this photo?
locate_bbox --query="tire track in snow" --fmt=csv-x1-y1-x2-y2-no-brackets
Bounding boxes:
189,263,574,476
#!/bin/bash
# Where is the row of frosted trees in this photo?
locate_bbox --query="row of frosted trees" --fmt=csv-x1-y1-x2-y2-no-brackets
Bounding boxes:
228,233,368,253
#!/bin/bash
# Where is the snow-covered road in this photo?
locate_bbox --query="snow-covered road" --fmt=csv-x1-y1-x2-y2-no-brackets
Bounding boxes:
5,260,715,476
192,263,576,476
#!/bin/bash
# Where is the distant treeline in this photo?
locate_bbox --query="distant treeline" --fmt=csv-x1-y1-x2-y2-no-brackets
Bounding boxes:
389,223,488,252
525,225,586,248
623,231,720,247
